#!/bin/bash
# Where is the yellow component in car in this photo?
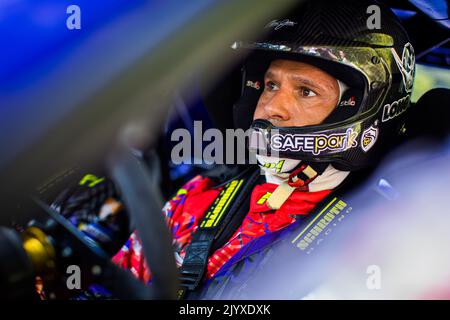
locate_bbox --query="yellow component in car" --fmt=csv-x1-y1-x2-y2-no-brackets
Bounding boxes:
22,227,56,274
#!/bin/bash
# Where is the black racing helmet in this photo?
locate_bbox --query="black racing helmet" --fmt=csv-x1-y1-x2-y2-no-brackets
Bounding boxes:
233,0,415,171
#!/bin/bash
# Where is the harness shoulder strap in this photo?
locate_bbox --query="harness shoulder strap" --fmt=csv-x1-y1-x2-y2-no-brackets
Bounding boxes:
177,166,261,299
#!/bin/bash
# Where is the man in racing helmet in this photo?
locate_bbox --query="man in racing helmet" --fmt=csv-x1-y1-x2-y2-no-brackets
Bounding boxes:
49,0,416,299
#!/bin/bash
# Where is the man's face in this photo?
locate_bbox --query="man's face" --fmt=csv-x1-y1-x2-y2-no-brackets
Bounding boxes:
253,59,340,127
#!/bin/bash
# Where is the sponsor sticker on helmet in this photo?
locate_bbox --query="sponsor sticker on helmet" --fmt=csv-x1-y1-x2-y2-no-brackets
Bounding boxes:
382,96,410,122
246,80,261,90
339,96,356,107
269,128,359,155
361,124,378,152
392,42,415,93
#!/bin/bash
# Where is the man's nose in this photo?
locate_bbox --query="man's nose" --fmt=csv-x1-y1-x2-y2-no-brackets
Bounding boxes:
264,90,291,123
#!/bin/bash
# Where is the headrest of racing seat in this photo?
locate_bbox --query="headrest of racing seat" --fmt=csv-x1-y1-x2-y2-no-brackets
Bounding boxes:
404,88,450,140
201,62,242,134
233,55,269,131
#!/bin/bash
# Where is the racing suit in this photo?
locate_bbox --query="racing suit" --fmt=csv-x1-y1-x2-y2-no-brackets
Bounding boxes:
53,163,349,299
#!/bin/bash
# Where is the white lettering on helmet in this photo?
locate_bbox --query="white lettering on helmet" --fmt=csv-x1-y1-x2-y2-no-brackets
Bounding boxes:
270,128,358,155
381,96,410,122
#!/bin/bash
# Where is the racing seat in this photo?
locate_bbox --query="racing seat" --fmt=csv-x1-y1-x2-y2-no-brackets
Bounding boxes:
403,88,450,141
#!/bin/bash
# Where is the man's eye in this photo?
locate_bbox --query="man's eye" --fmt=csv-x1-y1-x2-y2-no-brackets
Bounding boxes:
300,87,317,97
265,81,279,91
